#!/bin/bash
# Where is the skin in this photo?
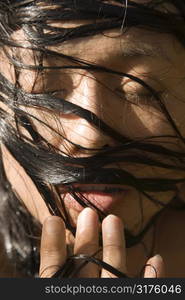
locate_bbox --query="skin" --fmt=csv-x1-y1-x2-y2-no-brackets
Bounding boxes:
1,19,185,277
39,208,165,278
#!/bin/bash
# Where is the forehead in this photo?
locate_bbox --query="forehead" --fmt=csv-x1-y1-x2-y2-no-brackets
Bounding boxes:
10,0,183,67
42,2,180,61
11,26,182,73
48,27,179,64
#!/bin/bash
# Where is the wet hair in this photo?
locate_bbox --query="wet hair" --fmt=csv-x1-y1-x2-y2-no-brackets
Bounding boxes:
0,0,185,277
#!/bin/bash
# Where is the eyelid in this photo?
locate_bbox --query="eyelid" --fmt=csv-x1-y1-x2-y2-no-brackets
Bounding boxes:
126,90,164,98
115,86,164,97
115,88,165,106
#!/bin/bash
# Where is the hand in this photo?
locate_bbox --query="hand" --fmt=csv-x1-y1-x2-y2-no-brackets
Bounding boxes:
39,207,165,278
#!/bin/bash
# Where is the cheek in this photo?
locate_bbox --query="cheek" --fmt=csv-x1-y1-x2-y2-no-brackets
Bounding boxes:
19,100,170,149
114,103,170,139
0,51,15,83
164,92,185,138
1,145,50,224
18,69,37,93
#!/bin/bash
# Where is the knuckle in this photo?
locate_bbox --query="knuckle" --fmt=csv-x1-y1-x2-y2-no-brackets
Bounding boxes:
41,248,60,258
75,242,99,255
104,243,124,252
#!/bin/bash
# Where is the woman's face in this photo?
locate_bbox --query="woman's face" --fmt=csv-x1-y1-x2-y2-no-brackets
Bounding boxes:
1,22,185,235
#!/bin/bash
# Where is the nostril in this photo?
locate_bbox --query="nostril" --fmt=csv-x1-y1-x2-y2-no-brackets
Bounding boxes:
102,144,110,149
101,140,119,149
100,144,116,151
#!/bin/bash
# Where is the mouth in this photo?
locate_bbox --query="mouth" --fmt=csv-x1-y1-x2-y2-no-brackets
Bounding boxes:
57,184,129,213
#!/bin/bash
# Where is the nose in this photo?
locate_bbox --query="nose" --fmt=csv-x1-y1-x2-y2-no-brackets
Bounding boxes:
58,72,117,155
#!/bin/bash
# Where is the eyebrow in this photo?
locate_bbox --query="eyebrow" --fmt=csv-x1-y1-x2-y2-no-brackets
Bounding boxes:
52,35,169,63
121,41,168,59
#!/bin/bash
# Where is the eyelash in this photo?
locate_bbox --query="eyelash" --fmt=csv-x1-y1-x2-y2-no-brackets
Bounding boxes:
126,92,156,105
115,89,163,106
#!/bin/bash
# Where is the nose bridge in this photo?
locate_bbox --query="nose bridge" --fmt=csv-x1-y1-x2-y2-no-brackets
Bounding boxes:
59,71,116,153
72,71,99,113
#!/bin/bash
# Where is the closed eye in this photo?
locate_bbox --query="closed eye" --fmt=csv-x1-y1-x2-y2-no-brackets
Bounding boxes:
115,88,164,109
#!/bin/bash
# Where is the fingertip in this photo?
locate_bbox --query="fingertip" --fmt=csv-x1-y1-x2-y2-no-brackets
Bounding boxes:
43,215,64,224
79,207,98,216
144,254,165,278
76,207,99,235
149,254,164,266
78,207,99,222
102,214,124,229
43,215,65,235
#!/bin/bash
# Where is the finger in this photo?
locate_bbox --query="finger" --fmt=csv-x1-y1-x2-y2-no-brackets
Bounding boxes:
39,216,67,278
74,207,99,277
101,214,126,278
144,254,165,278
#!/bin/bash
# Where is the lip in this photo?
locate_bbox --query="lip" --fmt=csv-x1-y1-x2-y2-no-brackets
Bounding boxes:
57,184,129,213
